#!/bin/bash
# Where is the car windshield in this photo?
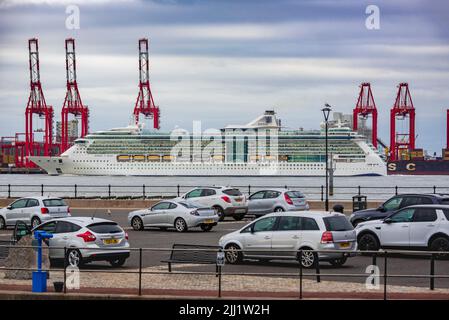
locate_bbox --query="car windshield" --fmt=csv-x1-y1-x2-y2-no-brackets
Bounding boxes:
285,191,305,198
323,216,353,231
223,189,242,196
43,199,67,207
87,222,122,234
179,202,199,208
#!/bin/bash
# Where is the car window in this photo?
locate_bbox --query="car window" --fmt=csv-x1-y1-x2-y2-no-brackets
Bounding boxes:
441,198,449,204
223,189,242,196
169,203,178,209
185,189,202,198
37,221,57,233
389,208,414,223
26,199,39,207
400,197,421,207
152,202,171,210
10,199,28,209
43,199,67,207
323,216,353,231
88,222,122,234
419,197,433,205
265,191,281,199
443,209,449,220
249,191,265,200
412,208,437,222
201,189,216,197
55,221,81,233
253,217,277,232
277,216,301,231
383,197,403,211
285,191,305,199
301,217,320,230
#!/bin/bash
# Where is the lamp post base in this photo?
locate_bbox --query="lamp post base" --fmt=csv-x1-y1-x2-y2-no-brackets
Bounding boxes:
32,271,47,292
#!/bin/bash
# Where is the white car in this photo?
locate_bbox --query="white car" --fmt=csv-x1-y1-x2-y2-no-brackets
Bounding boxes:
356,205,449,254
32,217,130,267
0,196,70,229
219,211,356,268
174,186,248,221
128,200,219,232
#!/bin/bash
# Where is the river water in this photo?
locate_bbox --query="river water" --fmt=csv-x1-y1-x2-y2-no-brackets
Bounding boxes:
0,174,448,200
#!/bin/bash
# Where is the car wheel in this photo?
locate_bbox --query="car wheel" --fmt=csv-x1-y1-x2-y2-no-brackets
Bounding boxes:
0,216,5,230
66,249,83,268
274,207,285,212
109,257,127,267
31,217,41,229
174,218,188,232
200,224,213,232
213,206,225,221
225,244,242,264
233,213,245,221
358,233,380,251
430,237,449,259
298,248,317,269
329,257,347,267
131,216,144,231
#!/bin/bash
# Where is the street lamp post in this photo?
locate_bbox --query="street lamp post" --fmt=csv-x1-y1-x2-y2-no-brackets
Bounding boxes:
322,104,331,211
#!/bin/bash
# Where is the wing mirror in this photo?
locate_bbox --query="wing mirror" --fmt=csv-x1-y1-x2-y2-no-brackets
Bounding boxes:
377,205,386,212
6,205,12,210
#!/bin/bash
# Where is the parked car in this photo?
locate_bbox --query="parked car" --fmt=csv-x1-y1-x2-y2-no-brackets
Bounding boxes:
218,211,356,268
356,205,449,255
174,186,248,221
128,200,219,232
20,217,130,267
349,194,449,227
248,189,309,217
0,196,71,230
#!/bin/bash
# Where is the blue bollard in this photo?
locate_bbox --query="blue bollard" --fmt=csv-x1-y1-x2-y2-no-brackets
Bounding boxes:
32,230,53,293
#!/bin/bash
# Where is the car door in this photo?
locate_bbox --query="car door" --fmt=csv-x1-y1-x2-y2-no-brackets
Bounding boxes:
5,199,29,226
145,202,171,226
381,196,405,215
270,216,301,257
262,191,281,213
164,202,179,226
409,208,439,247
380,208,414,247
242,216,277,257
35,221,58,257
248,191,266,214
200,189,217,207
51,221,81,258
24,198,40,222
183,189,203,205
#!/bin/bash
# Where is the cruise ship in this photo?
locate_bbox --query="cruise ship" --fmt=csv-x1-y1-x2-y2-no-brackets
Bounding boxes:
30,111,386,176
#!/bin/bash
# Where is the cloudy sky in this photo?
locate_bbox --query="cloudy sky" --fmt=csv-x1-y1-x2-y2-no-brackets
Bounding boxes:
0,0,448,154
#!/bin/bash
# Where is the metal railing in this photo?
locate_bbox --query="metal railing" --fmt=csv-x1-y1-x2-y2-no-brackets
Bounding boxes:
0,245,448,299
1,184,449,200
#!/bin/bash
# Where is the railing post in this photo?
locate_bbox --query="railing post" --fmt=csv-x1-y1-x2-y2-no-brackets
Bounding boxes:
430,253,435,290
74,184,77,199
320,185,324,202
433,186,437,194
395,186,398,196
299,249,303,300
248,185,251,195
358,186,361,196
218,265,222,298
177,185,180,197
315,251,320,283
63,247,67,294
143,185,146,199
41,184,44,196
383,251,388,300
285,185,288,190
139,248,143,296
7,184,10,198
108,184,111,198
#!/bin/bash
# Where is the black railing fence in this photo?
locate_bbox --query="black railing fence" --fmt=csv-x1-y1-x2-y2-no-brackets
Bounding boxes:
0,245,448,299
1,184,449,200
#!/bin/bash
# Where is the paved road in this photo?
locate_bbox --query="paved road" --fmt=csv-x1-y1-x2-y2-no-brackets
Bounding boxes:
1,208,449,289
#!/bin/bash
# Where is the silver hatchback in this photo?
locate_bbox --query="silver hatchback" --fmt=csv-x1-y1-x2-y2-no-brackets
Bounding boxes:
248,189,309,217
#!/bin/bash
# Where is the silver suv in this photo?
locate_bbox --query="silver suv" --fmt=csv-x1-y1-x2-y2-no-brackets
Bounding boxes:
248,189,309,217
175,186,248,221
0,196,70,229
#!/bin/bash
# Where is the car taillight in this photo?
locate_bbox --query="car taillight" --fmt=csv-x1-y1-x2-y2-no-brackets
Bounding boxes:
284,193,293,205
76,231,96,242
125,232,129,240
67,207,71,213
41,207,49,214
190,210,200,216
321,231,334,243
221,196,231,203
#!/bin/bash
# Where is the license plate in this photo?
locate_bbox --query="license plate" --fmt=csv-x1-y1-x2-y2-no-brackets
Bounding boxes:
339,242,350,248
103,239,119,245
235,198,242,202
204,219,215,224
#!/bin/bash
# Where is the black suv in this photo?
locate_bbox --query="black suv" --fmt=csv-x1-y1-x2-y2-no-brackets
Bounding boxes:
349,194,449,226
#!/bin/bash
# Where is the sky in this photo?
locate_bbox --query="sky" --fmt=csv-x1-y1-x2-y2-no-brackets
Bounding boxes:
0,0,448,154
